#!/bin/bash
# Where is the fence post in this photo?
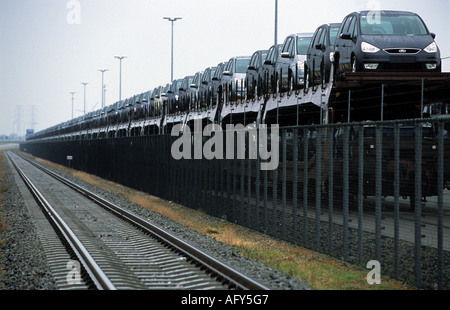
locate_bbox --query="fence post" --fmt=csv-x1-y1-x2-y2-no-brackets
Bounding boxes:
437,121,444,289
414,121,423,288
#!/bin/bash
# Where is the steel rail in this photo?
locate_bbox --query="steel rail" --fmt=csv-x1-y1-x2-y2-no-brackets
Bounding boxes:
6,151,117,290
15,151,271,290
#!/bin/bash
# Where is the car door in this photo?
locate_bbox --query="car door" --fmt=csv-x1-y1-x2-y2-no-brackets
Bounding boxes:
248,52,259,96
279,36,293,90
313,28,326,81
335,15,353,73
307,28,321,84
342,15,357,71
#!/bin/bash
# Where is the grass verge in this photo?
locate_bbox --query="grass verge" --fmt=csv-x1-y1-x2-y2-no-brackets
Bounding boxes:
25,152,414,290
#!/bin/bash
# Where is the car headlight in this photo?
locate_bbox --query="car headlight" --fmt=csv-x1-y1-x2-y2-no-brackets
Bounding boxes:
424,42,438,53
361,42,380,53
297,61,305,70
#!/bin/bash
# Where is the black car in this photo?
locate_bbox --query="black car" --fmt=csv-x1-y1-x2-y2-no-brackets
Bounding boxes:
260,44,282,95
333,10,441,78
246,49,269,99
306,23,341,88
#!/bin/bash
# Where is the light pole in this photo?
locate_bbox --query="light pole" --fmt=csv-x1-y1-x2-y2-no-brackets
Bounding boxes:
70,92,76,119
274,0,278,46
81,82,88,115
114,56,127,103
98,69,108,108
163,16,182,82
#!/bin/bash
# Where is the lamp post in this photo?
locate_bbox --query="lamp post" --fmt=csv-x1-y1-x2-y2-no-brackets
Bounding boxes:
274,0,278,46
114,56,127,103
163,16,182,82
98,69,108,108
70,92,76,119
81,82,88,115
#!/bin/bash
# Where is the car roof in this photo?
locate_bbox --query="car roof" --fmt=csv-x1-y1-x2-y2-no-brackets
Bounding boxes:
288,32,314,38
353,10,417,16
321,23,341,28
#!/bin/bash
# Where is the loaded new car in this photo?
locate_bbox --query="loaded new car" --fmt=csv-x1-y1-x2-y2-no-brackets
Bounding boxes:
222,56,251,101
261,44,282,94
246,49,269,99
306,23,341,88
178,75,194,112
275,33,314,92
333,10,441,77
187,71,203,111
166,79,183,114
211,61,229,107
199,66,217,109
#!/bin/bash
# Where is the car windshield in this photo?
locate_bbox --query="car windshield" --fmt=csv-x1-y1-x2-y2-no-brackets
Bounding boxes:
297,37,312,55
236,59,250,73
360,13,428,35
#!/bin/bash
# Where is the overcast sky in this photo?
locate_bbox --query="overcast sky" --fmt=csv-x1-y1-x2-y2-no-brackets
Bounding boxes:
1,0,449,136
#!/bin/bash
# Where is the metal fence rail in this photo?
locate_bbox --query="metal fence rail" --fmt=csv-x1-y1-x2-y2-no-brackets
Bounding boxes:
21,118,449,289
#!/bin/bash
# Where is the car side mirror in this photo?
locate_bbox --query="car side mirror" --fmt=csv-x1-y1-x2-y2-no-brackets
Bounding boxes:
190,83,198,88
264,59,272,65
281,52,291,58
247,65,256,71
340,32,352,40
315,44,326,51
223,71,231,76
430,32,436,39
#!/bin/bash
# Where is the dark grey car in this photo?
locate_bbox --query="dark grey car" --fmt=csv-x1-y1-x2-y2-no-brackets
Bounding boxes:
246,49,269,99
199,66,217,109
167,79,183,114
222,56,251,101
261,44,282,95
333,10,441,78
211,62,228,107
275,33,314,92
187,71,203,111
179,76,194,112
306,23,341,88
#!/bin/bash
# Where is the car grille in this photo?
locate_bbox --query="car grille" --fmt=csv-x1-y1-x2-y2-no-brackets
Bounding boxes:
383,48,421,55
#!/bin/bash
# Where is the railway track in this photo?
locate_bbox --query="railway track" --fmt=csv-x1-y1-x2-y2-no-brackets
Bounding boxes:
5,151,270,290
